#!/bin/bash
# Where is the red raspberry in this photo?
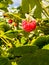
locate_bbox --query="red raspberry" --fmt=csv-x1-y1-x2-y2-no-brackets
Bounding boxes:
8,19,13,24
22,20,36,32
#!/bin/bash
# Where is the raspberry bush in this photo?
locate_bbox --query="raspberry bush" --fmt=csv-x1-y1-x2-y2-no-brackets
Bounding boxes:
0,0,49,65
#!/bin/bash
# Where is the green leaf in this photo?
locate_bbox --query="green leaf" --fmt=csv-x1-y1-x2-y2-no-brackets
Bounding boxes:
13,39,21,47
11,62,17,65
42,44,49,50
6,0,13,4
0,0,13,11
5,30,18,38
17,49,49,65
32,36,47,48
0,3,5,8
0,22,11,32
46,35,49,43
0,56,11,65
21,0,42,18
8,46,38,56
21,37,27,44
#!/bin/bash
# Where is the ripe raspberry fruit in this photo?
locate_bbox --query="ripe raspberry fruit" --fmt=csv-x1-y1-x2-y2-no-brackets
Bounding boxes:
8,19,13,24
22,20,36,32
